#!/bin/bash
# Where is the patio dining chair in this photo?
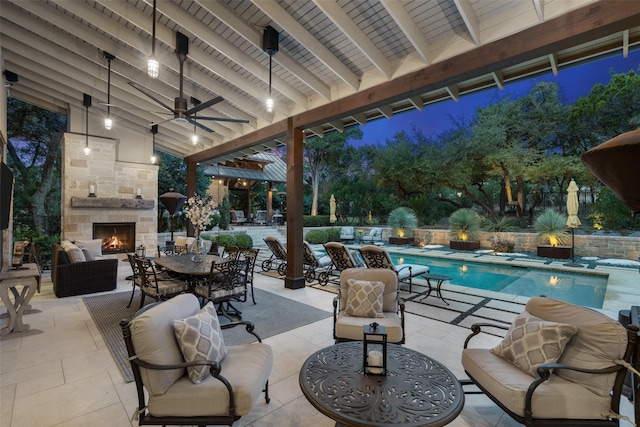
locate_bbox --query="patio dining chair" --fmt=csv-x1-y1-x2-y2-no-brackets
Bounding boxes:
358,245,429,293
134,257,190,308
194,258,249,321
302,241,332,284
340,226,355,242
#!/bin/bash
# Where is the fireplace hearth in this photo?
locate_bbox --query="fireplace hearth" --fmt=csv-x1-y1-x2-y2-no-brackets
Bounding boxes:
93,222,136,254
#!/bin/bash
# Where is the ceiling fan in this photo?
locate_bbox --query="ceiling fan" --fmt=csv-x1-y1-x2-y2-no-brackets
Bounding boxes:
128,31,249,133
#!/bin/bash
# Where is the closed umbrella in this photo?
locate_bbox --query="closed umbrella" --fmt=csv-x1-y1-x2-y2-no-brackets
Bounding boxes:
329,194,337,224
565,179,582,267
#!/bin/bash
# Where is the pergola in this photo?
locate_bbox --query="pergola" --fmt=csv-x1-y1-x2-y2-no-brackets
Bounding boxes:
2,0,639,287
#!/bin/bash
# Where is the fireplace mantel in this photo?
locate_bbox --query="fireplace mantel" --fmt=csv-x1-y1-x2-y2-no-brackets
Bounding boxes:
71,197,154,209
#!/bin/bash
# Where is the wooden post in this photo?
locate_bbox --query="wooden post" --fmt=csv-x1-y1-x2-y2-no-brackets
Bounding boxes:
285,118,305,289
186,160,197,237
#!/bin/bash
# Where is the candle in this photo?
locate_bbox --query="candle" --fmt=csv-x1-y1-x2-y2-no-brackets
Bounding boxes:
367,350,383,374
89,185,95,194
136,188,142,196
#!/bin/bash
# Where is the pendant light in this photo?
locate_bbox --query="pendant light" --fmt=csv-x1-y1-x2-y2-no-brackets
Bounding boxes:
103,51,115,130
83,93,92,155
262,25,279,113
150,125,158,164
191,113,198,145
147,0,159,78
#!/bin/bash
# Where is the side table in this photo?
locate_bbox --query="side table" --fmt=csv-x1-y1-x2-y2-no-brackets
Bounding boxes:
300,341,464,427
419,273,452,305
1,263,41,336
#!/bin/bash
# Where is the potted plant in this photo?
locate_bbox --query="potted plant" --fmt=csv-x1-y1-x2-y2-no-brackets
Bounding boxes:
534,208,571,259
387,207,417,245
449,208,481,250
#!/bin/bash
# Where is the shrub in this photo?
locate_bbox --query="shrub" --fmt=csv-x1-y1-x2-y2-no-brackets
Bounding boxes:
235,233,253,249
491,240,515,253
303,215,330,227
448,208,481,242
484,216,517,232
589,187,639,231
215,233,236,248
326,227,341,242
387,207,417,237
219,195,230,231
305,229,329,244
534,209,569,246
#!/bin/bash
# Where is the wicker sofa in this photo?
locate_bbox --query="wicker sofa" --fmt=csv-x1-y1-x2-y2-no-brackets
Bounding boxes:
52,241,118,298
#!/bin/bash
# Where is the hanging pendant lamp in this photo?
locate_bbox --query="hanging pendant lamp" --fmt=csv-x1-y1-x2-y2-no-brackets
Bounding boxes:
147,0,159,78
150,125,158,164
103,51,115,130
83,93,91,155
262,25,279,113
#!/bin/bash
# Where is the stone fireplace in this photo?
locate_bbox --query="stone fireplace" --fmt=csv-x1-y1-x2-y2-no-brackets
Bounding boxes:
61,133,159,252
93,222,136,254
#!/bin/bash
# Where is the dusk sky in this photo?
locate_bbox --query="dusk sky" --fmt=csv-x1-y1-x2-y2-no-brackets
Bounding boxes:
359,49,640,145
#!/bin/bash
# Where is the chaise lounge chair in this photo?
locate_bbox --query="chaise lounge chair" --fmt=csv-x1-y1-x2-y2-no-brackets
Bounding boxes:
319,241,364,285
361,227,383,244
358,245,429,293
261,236,287,276
302,241,332,284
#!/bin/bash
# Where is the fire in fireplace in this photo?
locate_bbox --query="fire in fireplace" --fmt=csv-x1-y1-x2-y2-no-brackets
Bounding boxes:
93,222,136,254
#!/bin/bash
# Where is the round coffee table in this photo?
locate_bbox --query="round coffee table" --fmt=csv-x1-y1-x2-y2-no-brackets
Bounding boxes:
299,341,464,427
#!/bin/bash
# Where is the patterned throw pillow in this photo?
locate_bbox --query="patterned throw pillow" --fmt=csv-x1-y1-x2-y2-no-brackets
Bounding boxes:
173,302,228,384
344,279,385,318
491,311,578,377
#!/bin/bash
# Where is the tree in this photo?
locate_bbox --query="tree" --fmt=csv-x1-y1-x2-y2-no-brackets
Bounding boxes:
6,98,66,234
304,127,362,215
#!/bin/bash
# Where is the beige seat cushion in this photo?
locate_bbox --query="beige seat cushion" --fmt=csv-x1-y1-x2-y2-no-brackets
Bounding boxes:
525,297,627,396
462,348,613,419
148,342,273,417
335,311,403,343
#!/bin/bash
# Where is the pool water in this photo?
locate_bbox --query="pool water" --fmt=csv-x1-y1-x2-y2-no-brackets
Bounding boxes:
389,254,607,309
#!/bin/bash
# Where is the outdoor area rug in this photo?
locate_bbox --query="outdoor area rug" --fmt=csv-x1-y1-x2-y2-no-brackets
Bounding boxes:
83,288,331,382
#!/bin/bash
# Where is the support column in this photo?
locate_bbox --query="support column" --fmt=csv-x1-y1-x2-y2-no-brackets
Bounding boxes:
285,118,305,289
186,160,197,237
267,182,273,223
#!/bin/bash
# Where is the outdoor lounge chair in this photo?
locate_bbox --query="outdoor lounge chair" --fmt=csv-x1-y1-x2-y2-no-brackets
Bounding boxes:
358,245,429,293
461,296,637,426
340,226,355,242
302,241,332,284
361,227,383,243
261,236,287,276
319,241,364,285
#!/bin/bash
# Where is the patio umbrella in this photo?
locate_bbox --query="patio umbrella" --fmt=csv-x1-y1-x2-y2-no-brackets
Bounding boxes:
159,191,187,242
565,179,582,267
581,130,640,213
329,194,337,224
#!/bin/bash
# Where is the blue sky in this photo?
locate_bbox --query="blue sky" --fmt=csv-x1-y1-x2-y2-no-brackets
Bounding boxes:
359,49,640,145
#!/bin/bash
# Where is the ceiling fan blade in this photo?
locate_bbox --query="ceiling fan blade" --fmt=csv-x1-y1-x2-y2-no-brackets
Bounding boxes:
185,95,224,116
128,81,175,113
188,118,215,133
196,116,250,124
98,102,171,115
151,117,174,127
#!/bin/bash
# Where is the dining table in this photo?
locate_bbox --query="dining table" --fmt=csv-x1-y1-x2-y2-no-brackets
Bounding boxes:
153,253,228,277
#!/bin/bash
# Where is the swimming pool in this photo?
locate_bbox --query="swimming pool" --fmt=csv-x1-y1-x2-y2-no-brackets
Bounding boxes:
388,254,608,309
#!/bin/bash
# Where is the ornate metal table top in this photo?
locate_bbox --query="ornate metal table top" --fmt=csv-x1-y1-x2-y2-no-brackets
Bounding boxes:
153,254,226,276
299,342,464,427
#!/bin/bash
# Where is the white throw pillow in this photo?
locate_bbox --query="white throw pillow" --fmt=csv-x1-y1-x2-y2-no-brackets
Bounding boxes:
75,239,103,257
173,302,228,384
60,240,86,263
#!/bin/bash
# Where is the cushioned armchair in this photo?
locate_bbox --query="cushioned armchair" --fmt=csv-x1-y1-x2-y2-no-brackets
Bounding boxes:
462,296,637,426
333,268,405,344
120,293,273,427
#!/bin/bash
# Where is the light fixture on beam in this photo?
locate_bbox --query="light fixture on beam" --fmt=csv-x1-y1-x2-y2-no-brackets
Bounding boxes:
262,25,279,113
191,113,198,145
147,0,159,78
83,93,91,156
103,51,115,130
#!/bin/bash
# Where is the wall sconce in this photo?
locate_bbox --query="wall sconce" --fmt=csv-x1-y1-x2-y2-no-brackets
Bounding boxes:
262,25,279,113
89,183,96,197
363,323,387,375
136,188,142,199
